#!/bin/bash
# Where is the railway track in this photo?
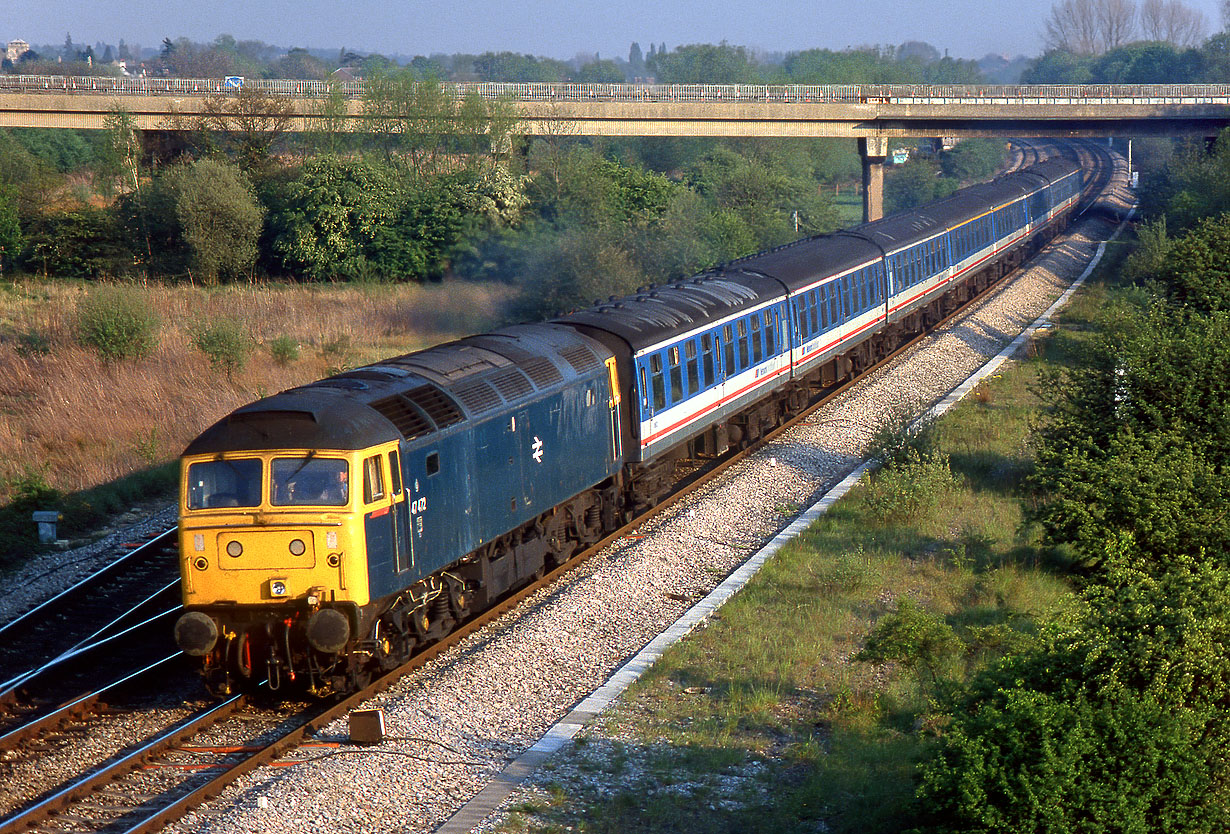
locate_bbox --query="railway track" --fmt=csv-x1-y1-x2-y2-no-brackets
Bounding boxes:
0,141,1116,834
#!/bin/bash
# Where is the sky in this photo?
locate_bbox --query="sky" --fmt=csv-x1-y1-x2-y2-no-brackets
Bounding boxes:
3,0,1227,62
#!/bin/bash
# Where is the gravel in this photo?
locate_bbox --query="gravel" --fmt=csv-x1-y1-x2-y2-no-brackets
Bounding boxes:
8,159,1133,834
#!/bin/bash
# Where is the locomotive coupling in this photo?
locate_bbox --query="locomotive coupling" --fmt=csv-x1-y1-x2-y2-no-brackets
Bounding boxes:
174,611,220,656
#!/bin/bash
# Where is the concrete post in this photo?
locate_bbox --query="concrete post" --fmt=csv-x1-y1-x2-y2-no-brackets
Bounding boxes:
32,510,61,544
859,136,890,223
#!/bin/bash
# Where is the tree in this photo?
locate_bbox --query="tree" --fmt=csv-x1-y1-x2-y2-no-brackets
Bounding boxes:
200,87,297,172
0,184,20,274
268,156,397,280
1045,0,1137,54
162,158,265,284
1140,0,1208,46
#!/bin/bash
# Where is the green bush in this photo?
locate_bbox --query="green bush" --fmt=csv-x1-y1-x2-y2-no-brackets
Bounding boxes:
268,335,300,366
0,467,61,568
191,318,252,376
862,447,959,524
75,288,159,360
13,330,51,357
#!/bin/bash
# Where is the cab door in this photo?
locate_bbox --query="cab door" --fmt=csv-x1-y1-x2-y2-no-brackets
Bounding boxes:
388,449,410,573
362,452,395,575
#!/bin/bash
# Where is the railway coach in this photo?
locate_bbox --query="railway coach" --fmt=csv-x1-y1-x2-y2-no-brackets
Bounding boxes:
174,157,1082,696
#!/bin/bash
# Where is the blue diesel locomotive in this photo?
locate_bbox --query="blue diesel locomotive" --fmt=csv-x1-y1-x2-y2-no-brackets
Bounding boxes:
174,158,1082,696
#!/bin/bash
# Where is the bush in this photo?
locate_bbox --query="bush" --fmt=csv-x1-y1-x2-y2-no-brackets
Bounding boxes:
191,318,252,376
0,467,61,568
268,335,300,366
862,447,959,524
75,288,159,360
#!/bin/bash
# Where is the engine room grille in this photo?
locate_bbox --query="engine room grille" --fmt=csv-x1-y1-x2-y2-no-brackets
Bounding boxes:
560,345,601,373
370,396,434,440
520,357,563,388
403,385,464,428
489,368,532,401
451,380,502,415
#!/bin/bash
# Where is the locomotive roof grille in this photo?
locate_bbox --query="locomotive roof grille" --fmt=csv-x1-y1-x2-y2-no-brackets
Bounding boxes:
520,356,563,387
452,379,503,415
559,344,601,373
490,368,533,401
404,385,465,428
370,394,434,441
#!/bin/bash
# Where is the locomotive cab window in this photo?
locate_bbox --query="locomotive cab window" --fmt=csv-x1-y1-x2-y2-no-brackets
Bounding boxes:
271,457,349,507
363,455,385,504
187,458,262,509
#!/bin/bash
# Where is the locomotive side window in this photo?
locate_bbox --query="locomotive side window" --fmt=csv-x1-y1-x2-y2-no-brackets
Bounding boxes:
363,455,385,504
188,458,262,509
388,450,402,496
426,452,441,476
271,457,349,507
701,334,716,386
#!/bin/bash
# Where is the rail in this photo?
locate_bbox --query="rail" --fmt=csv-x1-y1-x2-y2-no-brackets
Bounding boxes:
3,75,1230,104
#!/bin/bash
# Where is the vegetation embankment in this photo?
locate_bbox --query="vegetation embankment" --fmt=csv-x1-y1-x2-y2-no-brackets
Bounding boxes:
499,133,1230,832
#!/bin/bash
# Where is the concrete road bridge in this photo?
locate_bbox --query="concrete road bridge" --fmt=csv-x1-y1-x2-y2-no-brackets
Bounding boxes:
4,76,1228,219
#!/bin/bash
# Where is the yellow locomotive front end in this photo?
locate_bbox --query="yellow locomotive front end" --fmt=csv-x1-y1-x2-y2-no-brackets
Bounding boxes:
173,443,398,695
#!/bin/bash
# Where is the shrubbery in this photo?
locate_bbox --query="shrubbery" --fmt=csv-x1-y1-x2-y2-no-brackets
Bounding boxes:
191,317,252,376
75,288,160,360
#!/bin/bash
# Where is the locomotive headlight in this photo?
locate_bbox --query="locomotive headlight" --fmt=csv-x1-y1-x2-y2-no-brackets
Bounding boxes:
270,579,288,597
289,538,306,556
226,540,243,558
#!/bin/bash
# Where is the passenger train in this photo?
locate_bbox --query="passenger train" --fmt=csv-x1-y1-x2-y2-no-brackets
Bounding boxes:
173,158,1083,696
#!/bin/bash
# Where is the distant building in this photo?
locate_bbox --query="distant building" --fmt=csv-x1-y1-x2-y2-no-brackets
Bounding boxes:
6,39,29,64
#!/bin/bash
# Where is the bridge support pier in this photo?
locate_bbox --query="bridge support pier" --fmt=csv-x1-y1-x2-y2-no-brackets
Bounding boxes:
859,137,889,223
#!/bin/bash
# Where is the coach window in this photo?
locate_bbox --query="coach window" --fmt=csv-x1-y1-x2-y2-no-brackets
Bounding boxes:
723,325,735,375
669,346,683,401
817,287,827,330
701,334,716,387
639,366,649,412
750,315,763,363
363,455,385,504
650,354,666,411
809,289,819,332
685,340,699,394
737,319,750,368
830,281,841,324
765,309,776,355
795,304,807,340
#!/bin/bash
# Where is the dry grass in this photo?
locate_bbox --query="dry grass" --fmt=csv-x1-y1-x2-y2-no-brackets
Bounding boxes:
0,279,513,501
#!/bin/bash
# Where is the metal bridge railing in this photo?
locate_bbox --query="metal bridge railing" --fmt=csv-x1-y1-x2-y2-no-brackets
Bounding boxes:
2,75,1230,104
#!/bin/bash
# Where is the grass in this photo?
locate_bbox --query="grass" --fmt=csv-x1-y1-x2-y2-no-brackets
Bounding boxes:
0,279,513,552
495,308,1096,834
